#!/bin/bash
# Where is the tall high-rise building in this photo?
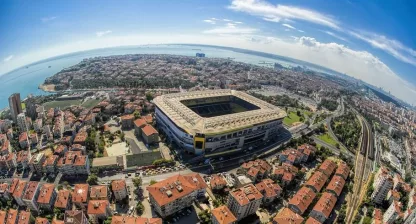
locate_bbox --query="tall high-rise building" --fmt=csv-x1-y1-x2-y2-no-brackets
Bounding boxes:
26,96,37,120
8,93,22,122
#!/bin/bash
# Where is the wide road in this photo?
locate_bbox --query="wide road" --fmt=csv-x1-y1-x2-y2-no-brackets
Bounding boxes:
346,114,372,223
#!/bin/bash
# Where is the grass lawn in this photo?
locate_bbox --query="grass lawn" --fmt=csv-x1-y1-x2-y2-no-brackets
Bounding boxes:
303,110,313,117
81,98,101,109
43,99,82,110
283,111,302,126
317,133,338,146
21,103,26,110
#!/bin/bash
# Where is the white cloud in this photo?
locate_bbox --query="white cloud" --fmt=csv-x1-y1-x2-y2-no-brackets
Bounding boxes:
96,30,112,37
298,30,304,33
229,0,339,29
203,19,216,25
235,21,243,24
324,31,349,42
349,31,416,67
282,23,295,30
3,55,13,62
41,16,57,23
203,25,257,35
223,19,232,22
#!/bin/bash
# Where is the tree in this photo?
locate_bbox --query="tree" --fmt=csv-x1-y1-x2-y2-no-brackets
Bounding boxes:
87,174,98,185
54,208,64,220
136,202,145,215
335,143,340,149
149,180,158,185
198,210,212,224
120,132,125,142
133,110,141,119
296,110,301,117
146,92,154,101
104,217,112,224
132,177,142,188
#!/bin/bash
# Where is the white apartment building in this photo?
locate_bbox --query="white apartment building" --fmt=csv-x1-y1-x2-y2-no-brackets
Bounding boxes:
29,153,45,174
227,184,263,221
147,173,207,218
371,167,393,205
111,180,127,201
383,201,403,224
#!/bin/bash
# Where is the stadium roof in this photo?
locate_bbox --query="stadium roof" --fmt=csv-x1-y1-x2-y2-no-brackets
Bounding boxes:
153,90,286,135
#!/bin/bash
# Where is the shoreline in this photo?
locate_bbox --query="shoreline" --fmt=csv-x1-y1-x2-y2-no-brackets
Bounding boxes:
38,84,56,92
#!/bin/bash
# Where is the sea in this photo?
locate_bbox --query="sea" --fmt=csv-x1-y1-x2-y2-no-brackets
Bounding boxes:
0,44,304,109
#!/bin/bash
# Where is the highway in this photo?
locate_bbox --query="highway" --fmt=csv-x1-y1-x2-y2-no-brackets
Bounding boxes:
345,114,373,223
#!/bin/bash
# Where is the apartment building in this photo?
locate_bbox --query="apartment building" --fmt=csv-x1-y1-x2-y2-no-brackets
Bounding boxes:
17,113,28,133
141,124,159,145
326,175,346,197
241,159,272,181
371,167,394,205
383,201,403,224
373,209,383,224
16,150,31,169
211,205,237,224
310,192,337,223
255,179,282,204
43,155,59,174
279,149,303,165
64,210,88,224
90,185,110,200
22,181,41,212
147,173,207,218
297,144,316,163
305,171,328,193
271,163,298,187
6,209,18,224
335,161,350,180
73,184,90,208
227,184,263,221
87,200,111,224
111,180,127,201
318,159,337,177
288,186,317,215
272,208,304,224
18,211,32,224
0,152,16,169
0,183,11,200
55,189,72,211
57,151,89,176
37,183,57,211
12,180,28,206
28,153,46,174
210,174,227,191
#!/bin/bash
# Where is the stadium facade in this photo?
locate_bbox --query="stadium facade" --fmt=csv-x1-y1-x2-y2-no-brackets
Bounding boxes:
154,90,286,155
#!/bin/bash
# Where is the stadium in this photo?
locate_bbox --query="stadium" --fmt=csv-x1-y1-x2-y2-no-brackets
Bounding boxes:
154,90,287,155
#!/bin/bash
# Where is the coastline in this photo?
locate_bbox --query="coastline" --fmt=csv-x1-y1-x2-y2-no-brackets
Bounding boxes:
38,84,56,92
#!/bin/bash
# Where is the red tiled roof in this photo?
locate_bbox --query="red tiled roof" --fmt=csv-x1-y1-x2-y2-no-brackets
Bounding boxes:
255,178,282,198
18,211,31,224
134,119,147,128
210,174,227,189
147,173,207,207
112,180,126,192
305,171,328,193
288,186,316,215
319,159,337,177
335,161,350,179
55,189,71,209
229,184,263,206
305,217,321,224
141,125,158,136
273,208,304,224
211,206,237,224
73,184,89,203
326,175,345,197
312,192,337,219
90,185,108,200
37,183,55,204
87,200,109,215
111,216,162,224
6,209,18,224
35,218,49,224
12,180,27,198
23,181,39,200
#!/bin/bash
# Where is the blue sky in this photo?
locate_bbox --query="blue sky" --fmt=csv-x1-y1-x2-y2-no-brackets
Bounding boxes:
1,0,416,104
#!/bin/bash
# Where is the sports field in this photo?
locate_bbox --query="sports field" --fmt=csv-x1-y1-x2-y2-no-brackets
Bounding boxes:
43,99,82,110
